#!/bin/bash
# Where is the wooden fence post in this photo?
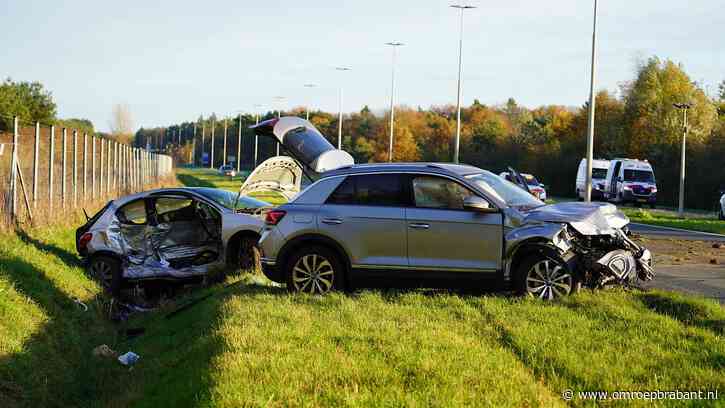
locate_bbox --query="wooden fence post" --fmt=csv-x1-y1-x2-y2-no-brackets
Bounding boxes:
32,121,39,209
61,128,67,209
100,138,105,197
210,119,215,169
223,119,228,167
106,139,111,195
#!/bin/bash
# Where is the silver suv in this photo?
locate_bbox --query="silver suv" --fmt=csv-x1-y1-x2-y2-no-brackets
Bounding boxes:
254,118,655,299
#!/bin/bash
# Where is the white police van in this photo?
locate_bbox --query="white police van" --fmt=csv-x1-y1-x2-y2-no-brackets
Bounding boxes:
575,158,610,200
604,159,657,208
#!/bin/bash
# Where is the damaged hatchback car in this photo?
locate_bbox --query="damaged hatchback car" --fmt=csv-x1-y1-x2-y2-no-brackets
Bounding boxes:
253,117,654,299
76,187,271,296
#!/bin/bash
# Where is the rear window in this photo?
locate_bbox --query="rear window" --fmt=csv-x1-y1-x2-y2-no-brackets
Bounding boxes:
326,174,404,207
284,126,335,166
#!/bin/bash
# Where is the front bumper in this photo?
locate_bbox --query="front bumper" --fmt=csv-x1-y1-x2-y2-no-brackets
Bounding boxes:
621,191,656,204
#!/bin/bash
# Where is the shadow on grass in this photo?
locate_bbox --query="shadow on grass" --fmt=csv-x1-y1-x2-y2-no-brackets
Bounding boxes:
636,291,725,336
15,228,81,268
0,249,236,407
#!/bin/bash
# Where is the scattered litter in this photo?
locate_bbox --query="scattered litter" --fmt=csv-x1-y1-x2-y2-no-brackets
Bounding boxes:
118,351,140,366
92,344,118,358
710,258,719,265
72,297,88,312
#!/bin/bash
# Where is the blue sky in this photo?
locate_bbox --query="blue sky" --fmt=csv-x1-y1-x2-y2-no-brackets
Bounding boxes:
2,0,723,132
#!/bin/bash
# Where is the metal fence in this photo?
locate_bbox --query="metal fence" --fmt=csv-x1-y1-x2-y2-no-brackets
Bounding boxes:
1,116,173,225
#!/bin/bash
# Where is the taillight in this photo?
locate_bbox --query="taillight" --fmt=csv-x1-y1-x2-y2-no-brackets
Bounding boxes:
265,210,286,225
79,232,93,250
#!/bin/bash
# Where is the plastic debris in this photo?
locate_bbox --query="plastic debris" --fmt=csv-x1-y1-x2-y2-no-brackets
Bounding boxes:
92,344,118,358
118,351,140,366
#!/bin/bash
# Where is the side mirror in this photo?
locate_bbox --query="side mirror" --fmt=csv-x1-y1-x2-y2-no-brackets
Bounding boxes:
463,196,498,213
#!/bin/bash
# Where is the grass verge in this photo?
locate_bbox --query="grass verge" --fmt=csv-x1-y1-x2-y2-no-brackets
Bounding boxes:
622,208,725,235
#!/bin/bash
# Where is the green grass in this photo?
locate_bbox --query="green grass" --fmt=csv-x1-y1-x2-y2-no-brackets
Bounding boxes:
1,170,724,406
622,208,725,235
175,167,288,205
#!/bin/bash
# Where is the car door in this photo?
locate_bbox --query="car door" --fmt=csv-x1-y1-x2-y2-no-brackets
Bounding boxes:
405,174,503,272
115,198,152,264
317,173,408,269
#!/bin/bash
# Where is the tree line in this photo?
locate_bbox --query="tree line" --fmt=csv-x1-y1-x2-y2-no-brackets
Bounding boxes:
156,56,725,210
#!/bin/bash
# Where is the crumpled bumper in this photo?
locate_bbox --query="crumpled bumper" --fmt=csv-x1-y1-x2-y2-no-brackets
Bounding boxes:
595,247,654,283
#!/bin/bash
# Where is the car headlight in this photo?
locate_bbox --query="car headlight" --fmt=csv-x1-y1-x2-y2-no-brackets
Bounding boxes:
622,185,632,191
650,187,657,193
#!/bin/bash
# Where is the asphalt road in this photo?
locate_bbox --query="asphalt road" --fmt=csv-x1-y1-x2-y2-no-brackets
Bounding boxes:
644,264,725,305
629,223,725,242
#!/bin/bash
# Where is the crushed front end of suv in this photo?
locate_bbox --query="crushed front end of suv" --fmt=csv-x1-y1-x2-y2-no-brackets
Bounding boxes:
254,117,655,299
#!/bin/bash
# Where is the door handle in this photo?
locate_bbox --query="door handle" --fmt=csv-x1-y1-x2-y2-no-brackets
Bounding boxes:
321,218,343,225
408,223,430,229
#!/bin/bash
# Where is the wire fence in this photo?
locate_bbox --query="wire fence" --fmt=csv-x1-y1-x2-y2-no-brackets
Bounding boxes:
1,116,173,227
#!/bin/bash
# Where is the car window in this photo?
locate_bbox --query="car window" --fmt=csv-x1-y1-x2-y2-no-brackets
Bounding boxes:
592,168,608,179
155,197,194,223
117,199,147,225
326,174,404,206
624,170,655,183
412,176,474,210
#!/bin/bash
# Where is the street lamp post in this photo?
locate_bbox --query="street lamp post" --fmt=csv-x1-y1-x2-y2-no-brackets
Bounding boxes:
304,83,317,121
335,67,352,150
386,42,404,162
237,113,243,172
253,104,263,167
451,4,475,164
674,102,692,217
584,0,599,202
273,96,286,156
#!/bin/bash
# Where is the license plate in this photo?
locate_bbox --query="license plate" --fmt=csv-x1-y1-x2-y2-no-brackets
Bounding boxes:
637,199,647,203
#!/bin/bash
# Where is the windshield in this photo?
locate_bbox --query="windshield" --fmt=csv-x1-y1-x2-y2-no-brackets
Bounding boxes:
592,168,608,179
624,170,655,183
523,174,540,186
466,172,544,210
194,188,269,210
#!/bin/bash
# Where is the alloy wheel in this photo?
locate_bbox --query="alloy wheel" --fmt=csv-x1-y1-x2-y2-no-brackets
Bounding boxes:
91,260,113,287
291,254,334,294
525,259,573,300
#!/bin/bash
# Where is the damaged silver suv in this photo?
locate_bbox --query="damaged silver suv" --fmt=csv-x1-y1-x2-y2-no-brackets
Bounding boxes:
254,117,654,299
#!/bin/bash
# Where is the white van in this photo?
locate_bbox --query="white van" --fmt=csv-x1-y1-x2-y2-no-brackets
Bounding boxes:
603,159,657,207
575,158,610,200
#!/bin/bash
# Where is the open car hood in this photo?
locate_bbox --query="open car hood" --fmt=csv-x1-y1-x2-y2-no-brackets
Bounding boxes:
523,202,629,236
250,117,354,174
239,156,302,201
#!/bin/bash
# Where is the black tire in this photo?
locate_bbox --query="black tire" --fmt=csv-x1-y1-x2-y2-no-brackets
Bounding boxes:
88,255,122,296
285,245,343,294
513,251,580,300
238,237,262,272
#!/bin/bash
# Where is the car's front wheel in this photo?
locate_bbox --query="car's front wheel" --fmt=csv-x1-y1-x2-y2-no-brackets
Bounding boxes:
286,246,342,295
515,253,580,300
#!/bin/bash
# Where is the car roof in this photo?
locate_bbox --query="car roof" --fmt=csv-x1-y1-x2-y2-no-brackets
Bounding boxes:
111,187,230,206
321,162,483,178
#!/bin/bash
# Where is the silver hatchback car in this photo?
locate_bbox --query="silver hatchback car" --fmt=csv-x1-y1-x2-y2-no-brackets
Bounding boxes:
253,118,655,299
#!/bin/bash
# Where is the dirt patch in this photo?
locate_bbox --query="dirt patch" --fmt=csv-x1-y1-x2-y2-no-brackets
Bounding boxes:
633,236,725,266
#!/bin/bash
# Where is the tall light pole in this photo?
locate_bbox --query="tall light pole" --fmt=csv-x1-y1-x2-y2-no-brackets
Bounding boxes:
273,96,286,156
386,41,404,162
253,104,263,167
584,0,599,202
451,4,475,164
304,83,317,121
674,102,691,217
236,111,243,172
335,67,352,150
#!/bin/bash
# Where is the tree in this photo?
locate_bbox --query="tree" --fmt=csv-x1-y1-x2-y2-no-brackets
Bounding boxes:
0,78,57,129
110,103,135,138
623,57,717,155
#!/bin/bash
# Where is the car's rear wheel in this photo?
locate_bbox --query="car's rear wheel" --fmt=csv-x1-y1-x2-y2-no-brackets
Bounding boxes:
286,246,342,295
515,254,579,300
89,255,122,296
